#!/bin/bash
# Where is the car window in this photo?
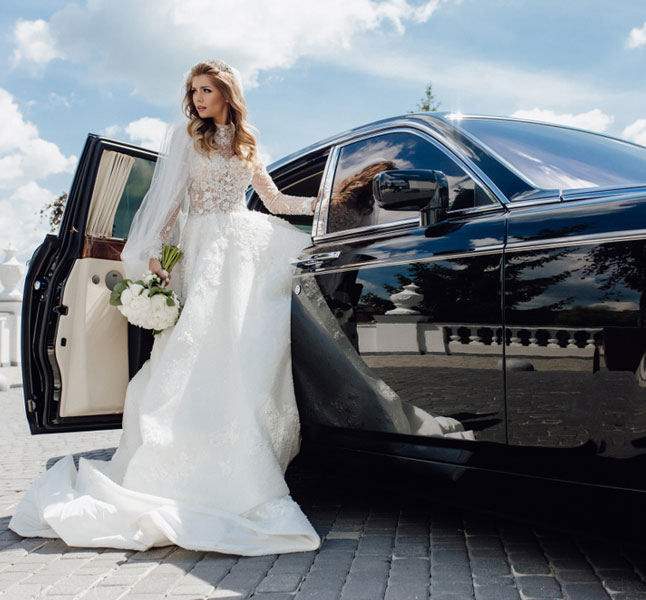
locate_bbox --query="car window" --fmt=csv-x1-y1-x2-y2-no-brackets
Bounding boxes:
326,131,493,235
457,118,646,195
112,156,156,238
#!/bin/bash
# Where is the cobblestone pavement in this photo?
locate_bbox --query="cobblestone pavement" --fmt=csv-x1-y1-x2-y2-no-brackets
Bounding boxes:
3,366,646,600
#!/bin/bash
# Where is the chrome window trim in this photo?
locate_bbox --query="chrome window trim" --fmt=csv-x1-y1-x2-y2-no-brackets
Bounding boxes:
298,244,505,276
506,186,646,211
505,229,646,254
315,145,340,238
312,205,504,247
314,125,508,243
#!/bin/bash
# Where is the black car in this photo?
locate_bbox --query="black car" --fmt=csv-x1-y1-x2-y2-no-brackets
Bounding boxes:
21,112,646,493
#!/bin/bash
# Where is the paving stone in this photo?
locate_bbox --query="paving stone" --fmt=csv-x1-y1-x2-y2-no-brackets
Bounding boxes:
514,575,562,597
510,559,552,576
551,557,593,571
340,577,387,600
602,577,646,594
432,564,473,581
1,582,51,599
77,587,132,600
45,574,105,595
128,573,183,594
433,548,470,564
473,584,521,600
553,569,599,583
561,582,611,599
384,581,429,600
430,579,474,595
257,572,304,593
249,593,297,600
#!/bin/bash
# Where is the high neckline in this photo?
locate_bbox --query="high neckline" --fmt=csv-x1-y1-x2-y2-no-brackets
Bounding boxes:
213,121,234,148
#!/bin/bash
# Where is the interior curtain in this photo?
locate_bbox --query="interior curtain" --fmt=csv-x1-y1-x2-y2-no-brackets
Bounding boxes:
86,151,135,237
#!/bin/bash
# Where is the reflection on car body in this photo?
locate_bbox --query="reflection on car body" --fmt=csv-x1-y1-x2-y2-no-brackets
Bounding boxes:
21,112,646,494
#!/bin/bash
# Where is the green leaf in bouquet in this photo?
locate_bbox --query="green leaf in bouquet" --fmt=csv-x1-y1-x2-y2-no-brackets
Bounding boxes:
109,280,130,306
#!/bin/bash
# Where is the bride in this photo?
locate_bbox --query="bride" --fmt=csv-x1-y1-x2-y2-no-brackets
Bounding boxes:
9,59,322,555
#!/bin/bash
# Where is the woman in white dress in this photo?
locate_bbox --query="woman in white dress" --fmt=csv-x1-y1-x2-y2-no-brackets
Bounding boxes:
9,59,322,555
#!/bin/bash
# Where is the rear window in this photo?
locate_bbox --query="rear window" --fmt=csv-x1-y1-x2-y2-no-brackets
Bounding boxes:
458,118,646,196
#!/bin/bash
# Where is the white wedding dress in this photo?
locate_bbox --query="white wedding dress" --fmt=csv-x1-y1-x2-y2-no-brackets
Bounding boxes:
9,122,322,555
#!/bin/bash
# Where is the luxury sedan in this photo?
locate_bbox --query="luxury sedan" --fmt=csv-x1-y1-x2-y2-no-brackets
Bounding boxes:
21,112,646,492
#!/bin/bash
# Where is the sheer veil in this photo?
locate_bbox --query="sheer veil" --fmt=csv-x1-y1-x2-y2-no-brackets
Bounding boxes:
120,121,190,281
120,62,245,282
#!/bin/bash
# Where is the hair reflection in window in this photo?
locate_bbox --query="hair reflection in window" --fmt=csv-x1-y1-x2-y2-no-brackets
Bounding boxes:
328,161,396,233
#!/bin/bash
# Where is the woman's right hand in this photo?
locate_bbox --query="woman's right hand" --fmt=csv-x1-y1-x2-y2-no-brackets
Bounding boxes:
149,257,170,286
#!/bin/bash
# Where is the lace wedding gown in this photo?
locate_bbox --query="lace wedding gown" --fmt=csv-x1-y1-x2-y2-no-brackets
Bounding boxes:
9,122,322,554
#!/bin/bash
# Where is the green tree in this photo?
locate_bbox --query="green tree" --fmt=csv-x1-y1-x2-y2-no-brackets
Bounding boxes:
408,82,441,113
39,192,67,232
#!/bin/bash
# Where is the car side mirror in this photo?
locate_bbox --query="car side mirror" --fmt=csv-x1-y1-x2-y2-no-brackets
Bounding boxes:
372,169,450,226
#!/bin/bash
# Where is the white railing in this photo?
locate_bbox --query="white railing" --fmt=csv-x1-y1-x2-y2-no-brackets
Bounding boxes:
358,318,600,357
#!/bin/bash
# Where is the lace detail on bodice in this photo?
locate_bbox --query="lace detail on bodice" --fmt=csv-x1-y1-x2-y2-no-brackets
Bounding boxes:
188,123,252,215
187,122,317,217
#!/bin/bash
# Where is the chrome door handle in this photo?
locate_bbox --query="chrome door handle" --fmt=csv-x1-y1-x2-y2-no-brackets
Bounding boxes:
291,251,341,269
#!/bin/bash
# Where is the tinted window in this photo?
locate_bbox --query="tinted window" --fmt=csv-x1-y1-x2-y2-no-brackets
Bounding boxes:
458,118,646,195
112,156,156,238
327,132,492,234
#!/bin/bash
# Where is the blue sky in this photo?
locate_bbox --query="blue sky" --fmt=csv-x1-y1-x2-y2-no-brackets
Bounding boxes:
1,0,645,265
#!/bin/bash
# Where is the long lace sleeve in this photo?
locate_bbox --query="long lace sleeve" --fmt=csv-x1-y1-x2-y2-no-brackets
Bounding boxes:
151,189,184,261
252,163,316,216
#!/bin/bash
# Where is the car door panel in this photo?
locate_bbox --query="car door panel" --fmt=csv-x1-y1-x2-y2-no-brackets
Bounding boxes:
55,257,129,417
24,135,156,433
292,129,508,473
504,191,646,489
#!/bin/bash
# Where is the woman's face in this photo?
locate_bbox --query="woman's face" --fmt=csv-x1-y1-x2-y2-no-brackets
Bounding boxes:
190,74,226,121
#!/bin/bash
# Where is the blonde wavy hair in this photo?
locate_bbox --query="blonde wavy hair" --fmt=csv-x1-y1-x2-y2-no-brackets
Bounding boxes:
183,61,259,168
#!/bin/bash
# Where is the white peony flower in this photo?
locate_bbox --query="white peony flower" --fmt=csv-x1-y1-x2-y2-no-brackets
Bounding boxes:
129,283,144,297
120,287,134,306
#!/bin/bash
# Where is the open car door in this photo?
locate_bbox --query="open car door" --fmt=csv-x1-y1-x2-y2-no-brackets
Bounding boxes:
22,134,157,433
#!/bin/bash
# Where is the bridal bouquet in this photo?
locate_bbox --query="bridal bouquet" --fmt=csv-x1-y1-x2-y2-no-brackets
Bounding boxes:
111,245,184,334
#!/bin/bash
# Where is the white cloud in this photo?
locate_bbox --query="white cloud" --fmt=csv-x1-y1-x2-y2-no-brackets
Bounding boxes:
100,124,122,138
99,118,168,150
626,22,646,49
622,119,646,146
0,88,77,265
331,40,612,114
125,118,167,151
0,88,77,189
9,0,450,103
0,182,56,266
509,108,614,133
10,19,64,71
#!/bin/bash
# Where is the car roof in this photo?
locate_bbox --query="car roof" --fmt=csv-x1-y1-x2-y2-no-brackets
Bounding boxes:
268,111,645,173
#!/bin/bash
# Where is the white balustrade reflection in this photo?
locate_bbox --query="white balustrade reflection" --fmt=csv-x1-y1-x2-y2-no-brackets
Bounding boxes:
358,320,601,359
